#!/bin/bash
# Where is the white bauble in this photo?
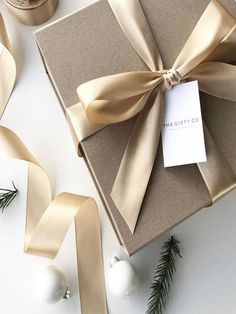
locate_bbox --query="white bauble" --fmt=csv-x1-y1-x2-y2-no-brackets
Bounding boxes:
108,257,139,298
34,265,70,304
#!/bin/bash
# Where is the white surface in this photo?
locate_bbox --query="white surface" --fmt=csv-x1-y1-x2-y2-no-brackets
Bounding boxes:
0,1,236,314
162,81,206,167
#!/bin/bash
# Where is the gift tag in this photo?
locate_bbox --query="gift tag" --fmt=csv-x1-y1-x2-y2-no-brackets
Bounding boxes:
161,80,206,168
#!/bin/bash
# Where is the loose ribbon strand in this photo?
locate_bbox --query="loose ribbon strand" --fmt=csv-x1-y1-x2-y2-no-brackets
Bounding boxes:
0,13,16,117
0,14,107,314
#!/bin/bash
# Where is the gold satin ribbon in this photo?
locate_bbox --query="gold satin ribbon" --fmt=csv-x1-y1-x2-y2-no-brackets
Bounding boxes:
0,12,16,117
67,0,236,233
0,14,107,314
0,126,108,314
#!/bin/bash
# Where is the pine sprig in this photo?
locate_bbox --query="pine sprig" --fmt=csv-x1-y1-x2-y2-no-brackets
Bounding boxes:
146,236,182,314
0,181,18,213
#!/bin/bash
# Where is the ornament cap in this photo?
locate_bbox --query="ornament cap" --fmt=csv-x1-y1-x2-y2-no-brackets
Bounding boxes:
109,255,119,267
63,287,72,299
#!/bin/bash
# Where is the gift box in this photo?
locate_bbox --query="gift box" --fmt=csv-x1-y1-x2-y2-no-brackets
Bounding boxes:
34,0,236,256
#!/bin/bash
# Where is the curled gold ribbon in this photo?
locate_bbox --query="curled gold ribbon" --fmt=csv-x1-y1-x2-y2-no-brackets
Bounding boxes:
0,126,108,314
0,12,16,117
67,0,236,233
0,14,107,314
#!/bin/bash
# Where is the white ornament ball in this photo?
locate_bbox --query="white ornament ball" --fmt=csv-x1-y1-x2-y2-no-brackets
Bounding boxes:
108,257,139,298
34,265,69,304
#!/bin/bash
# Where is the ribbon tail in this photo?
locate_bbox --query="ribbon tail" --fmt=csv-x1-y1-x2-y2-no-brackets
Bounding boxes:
111,90,163,233
197,123,236,202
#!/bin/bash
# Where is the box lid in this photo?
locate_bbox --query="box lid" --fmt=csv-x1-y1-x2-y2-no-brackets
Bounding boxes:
34,0,236,255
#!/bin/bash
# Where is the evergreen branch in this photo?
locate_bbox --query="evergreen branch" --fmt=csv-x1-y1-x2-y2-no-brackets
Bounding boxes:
0,181,18,213
146,236,182,314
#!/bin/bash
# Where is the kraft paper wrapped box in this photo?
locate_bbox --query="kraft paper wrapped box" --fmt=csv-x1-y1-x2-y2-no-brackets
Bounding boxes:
34,0,236,255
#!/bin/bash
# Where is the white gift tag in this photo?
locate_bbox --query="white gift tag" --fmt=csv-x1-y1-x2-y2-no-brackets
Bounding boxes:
161,80,206,168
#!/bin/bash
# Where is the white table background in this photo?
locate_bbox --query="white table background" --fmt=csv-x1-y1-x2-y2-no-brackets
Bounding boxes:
0,1,236,313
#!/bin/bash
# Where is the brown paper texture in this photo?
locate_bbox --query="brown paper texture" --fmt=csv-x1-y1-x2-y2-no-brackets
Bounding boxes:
34,0,236,255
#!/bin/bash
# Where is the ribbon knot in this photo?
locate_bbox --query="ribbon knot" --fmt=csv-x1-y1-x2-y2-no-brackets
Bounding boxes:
163,69,182,90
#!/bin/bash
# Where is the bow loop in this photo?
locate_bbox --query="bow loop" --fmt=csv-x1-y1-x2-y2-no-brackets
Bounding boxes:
173,0,236,77
77,71,163,124
188,62,236,101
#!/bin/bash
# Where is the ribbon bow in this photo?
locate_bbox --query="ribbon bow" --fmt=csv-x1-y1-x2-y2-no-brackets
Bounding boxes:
71,0,236,233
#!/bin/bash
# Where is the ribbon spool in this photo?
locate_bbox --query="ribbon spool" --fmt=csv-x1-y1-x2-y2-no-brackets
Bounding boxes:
4,0,59,26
